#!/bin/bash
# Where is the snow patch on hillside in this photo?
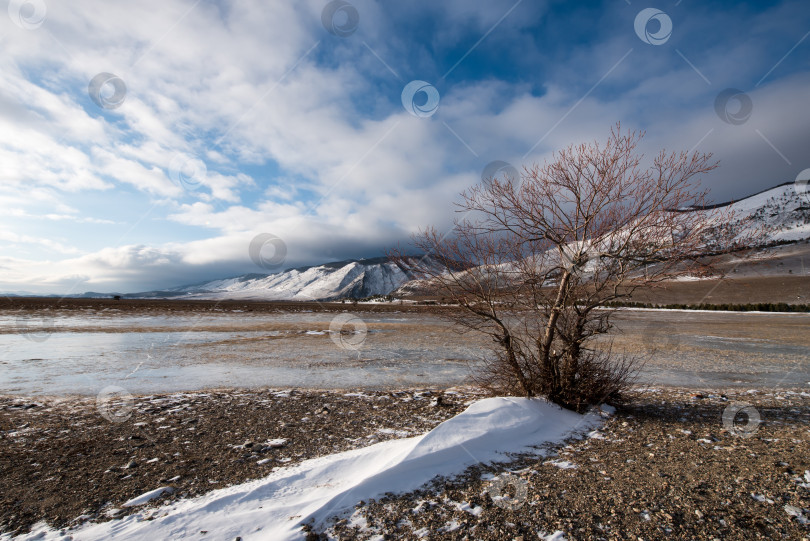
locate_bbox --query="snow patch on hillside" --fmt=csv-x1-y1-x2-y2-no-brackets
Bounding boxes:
723,183,810,243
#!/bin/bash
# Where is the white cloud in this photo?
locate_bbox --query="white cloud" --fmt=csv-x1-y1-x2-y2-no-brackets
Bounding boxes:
0,0,807,293
0,230,81,255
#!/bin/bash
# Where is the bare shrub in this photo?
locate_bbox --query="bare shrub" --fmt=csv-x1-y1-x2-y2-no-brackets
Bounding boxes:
393,125,758,411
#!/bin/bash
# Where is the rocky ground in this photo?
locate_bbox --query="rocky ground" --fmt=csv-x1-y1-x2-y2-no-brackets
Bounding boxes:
317,388,810,540
1,387,809,540
0,387,479,537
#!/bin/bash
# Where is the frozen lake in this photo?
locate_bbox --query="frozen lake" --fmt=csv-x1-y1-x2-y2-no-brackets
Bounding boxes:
1,308,808,395
1,310,486,395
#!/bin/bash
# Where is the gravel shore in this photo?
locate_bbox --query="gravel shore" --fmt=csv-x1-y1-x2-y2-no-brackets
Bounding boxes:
321,388,810,540
0,387,479,536
2,387,809,540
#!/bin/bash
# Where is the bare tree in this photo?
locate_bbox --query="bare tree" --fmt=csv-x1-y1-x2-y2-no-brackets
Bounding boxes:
394,126,756,411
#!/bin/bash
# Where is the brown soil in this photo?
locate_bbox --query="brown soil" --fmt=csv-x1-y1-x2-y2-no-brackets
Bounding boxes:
403,274,810,307
627,275,810,306
0,387,479,536
2,388,809,540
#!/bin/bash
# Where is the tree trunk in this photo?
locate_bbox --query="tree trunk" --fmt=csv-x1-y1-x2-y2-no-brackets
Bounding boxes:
538,269,571,387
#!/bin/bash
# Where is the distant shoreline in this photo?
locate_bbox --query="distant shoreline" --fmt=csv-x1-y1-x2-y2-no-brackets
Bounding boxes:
0,296,448,314
5,296,810,314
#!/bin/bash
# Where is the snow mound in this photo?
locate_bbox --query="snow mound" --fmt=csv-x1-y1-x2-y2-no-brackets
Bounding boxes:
8,397,606,541
122,487,174,507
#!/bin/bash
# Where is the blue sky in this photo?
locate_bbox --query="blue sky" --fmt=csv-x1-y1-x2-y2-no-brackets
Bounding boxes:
1,0,809,293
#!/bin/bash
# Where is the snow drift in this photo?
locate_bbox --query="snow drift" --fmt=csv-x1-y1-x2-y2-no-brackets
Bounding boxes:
9,397,610,541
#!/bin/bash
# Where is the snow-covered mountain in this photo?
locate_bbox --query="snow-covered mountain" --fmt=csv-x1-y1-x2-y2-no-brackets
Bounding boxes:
710,181,810,243
96,182,810,302
392,182,810,297
135,256,443,301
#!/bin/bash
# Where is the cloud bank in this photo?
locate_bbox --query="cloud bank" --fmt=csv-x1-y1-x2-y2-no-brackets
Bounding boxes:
1,0,808,293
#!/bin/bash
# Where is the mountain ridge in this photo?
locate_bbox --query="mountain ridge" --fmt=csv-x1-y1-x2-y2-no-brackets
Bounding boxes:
7,182,809,301
131,255,442,302
151,181,809,301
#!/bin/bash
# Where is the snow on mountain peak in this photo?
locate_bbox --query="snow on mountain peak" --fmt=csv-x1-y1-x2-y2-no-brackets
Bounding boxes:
155,256,440,302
